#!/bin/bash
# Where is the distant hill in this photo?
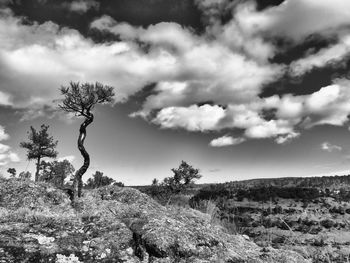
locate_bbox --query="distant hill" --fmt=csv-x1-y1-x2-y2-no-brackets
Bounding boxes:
225,174,350,189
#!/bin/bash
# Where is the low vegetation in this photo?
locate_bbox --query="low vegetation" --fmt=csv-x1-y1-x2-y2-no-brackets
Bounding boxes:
0,176,309,263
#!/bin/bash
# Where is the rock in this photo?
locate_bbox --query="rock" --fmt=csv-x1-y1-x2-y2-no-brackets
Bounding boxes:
0,178,310,263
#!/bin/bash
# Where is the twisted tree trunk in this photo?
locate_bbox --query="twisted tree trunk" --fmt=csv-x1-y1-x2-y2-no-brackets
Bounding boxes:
73,112,94,201
35,157,41,182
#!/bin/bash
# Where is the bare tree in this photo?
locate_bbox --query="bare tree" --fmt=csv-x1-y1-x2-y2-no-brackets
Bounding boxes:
59,82,114,200
20,124,58,182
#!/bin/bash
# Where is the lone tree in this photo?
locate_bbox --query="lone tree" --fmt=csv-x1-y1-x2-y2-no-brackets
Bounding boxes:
164,161,202,194
7,168,16,178
59,82,114,199
20,124,58,182
147,161,202,204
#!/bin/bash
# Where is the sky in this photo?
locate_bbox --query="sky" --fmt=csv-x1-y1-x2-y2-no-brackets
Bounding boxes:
1,0,350,185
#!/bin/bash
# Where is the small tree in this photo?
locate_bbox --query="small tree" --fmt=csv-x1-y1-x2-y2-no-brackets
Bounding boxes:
7,168,16,178
20,124,58,182
18,171,32,180
147,161,202,204
165,160,202,194
40,160,75,188
152,178,159,185
59,82,114,200
85,171,115,189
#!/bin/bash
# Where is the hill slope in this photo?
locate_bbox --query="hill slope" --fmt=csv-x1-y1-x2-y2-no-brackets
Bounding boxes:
0,177,309,262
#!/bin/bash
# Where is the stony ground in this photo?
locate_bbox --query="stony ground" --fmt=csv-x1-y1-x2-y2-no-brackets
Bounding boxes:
217,198,350,262
0,178,310,263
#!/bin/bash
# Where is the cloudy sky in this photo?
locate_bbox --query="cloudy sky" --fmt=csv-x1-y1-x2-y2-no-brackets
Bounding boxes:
1,0,350,185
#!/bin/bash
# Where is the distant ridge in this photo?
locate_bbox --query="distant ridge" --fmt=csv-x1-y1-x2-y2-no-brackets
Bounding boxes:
225,174,350,189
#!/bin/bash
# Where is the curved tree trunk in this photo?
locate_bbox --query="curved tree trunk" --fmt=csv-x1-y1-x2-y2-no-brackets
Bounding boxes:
35,157,41,182
73,113,94,201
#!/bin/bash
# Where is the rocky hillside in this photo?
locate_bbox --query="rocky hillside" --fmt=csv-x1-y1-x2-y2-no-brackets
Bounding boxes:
0,177,309,263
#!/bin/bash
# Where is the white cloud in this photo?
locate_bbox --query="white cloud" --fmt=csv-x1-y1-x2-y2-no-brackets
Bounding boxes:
237,0,350,41
275,132,300,144
58,155,75,163
263,80,350,130
0,126,20,166
290,34,350,76
2,2,350,147
0,90,12,106
321,142,342,152
244,119,295,139
64,0,99,13
0,125,9,141
153,104,226,132
209,136,245,147
91,17,197,51
0,143,10,153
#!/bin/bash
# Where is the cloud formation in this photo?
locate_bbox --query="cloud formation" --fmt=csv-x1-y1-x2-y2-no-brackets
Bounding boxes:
58,155,75,163
290,34,350,76
237,0,350,41
0,125,20,166
321,142,342,152
63,0,99,14
209,136,245,147
1,0,350,146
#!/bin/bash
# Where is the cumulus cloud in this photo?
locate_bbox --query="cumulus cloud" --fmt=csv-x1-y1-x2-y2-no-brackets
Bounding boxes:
58,155,75,163
321,142,342,152
0,10,184,111
236,0,350,41
0,125,20,166
0,9,283,128
0,125,9,141
2,0,350,147
275,132,300,144
290,34,350,76
64,0,99,14
153,104,226,132
209,135,245,147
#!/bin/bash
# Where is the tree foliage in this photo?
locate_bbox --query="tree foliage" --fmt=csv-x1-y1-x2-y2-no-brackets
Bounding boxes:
85,171,115,189
145,161,202,204
40,160,75,188
18,171,32,180
59,82,114,201
164,161,202,194
20,124,58,182
7,168,16,177
59,82,114,117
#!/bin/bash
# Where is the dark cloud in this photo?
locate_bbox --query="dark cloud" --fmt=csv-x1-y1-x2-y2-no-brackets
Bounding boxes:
7,0,203,40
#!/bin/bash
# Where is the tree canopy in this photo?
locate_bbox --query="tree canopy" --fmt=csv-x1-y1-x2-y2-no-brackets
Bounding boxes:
20,124,58,182
85,171,115,189
59,82,114,118
7,168,16,177
164,161,202,194
40,160,75,188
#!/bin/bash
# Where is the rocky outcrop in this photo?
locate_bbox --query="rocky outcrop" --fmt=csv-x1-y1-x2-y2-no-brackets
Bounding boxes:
0,178,310,262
